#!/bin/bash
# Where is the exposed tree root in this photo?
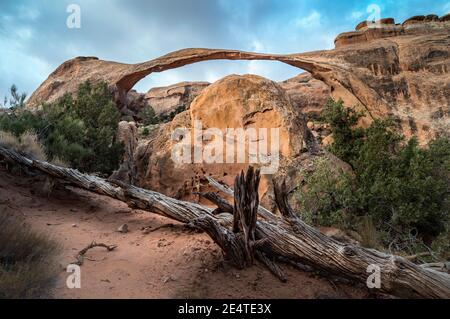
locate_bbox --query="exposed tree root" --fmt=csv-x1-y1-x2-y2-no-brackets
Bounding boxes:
74,241,118,266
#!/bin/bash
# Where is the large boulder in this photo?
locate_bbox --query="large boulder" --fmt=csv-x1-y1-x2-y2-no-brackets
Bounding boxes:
131,74,343,209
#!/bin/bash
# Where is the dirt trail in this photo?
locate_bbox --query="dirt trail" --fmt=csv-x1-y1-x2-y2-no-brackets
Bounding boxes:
0,169,369,299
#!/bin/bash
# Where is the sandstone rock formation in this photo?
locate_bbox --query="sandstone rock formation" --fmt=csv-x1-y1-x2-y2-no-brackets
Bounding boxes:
145,81,209,119
129,74,340,208
331,17,450,141
26,16,449,205
138,74,328,121
28,15,450,144
278,73,330,118
110,121,138,184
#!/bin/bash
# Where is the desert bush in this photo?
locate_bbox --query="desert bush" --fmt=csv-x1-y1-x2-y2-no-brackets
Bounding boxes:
297,158,354,228
298,98,450,255
321,98,365,165
44,81,124,173
0,109,47,138
0,81,124,175
0,211,60,298
138,105,158,126
0,131,17,148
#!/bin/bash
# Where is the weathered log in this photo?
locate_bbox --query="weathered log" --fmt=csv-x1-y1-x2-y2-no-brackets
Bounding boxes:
196,192,233,214
195,168,271,269
255,251,287,283
421,262,450,274
192,215,248,268
1,146,450,298
205,175,276,221
232,167,260,264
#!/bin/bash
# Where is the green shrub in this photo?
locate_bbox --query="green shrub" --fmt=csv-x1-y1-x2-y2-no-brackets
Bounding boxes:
138,105,158,126
298,98,450,255
321,98,365,165
297,158,354,228
0,109,47,138
0,81,124,175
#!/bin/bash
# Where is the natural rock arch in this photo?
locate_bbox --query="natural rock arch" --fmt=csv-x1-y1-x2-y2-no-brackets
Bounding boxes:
113,48,330,105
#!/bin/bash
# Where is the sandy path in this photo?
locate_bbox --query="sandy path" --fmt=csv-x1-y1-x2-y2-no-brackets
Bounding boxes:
0,169,368,298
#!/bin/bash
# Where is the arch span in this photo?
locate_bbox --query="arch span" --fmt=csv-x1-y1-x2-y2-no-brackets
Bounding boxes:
114,48,332,104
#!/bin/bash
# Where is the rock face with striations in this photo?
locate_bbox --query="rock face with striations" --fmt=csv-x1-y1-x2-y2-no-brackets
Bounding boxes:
279,73,330,118
331,16,450,141
145,81,210,119
133,75,299,200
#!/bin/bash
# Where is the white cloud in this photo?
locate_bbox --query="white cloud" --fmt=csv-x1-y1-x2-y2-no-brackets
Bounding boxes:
294,10,322,28
0,36,51,99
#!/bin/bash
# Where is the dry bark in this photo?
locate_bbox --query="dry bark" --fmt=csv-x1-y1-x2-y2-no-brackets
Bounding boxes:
1,146,450,298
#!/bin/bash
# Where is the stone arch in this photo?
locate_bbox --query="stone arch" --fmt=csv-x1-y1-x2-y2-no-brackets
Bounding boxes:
113,48,331,105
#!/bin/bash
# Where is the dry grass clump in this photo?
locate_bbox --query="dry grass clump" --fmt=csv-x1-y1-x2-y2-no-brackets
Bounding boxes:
0,131,18,149
356,216,380,249
0,210,61,298
0,131,70,168
0,131,47,161
50,156,69,168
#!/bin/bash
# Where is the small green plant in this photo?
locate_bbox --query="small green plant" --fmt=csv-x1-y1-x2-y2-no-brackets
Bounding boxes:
1,85,27,109
138,105,158,126
321,98,365,165
142,127,150,136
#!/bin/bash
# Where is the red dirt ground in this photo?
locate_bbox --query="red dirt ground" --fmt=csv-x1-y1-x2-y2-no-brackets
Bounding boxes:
0,169,370,299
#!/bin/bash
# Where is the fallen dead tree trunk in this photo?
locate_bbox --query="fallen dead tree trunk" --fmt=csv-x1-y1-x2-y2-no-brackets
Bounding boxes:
1,146,450,298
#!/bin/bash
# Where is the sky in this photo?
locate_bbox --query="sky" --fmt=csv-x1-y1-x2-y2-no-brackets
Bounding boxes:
1,0,449,98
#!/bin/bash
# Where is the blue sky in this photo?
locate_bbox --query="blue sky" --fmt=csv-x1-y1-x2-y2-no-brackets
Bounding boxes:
1,0,449,98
